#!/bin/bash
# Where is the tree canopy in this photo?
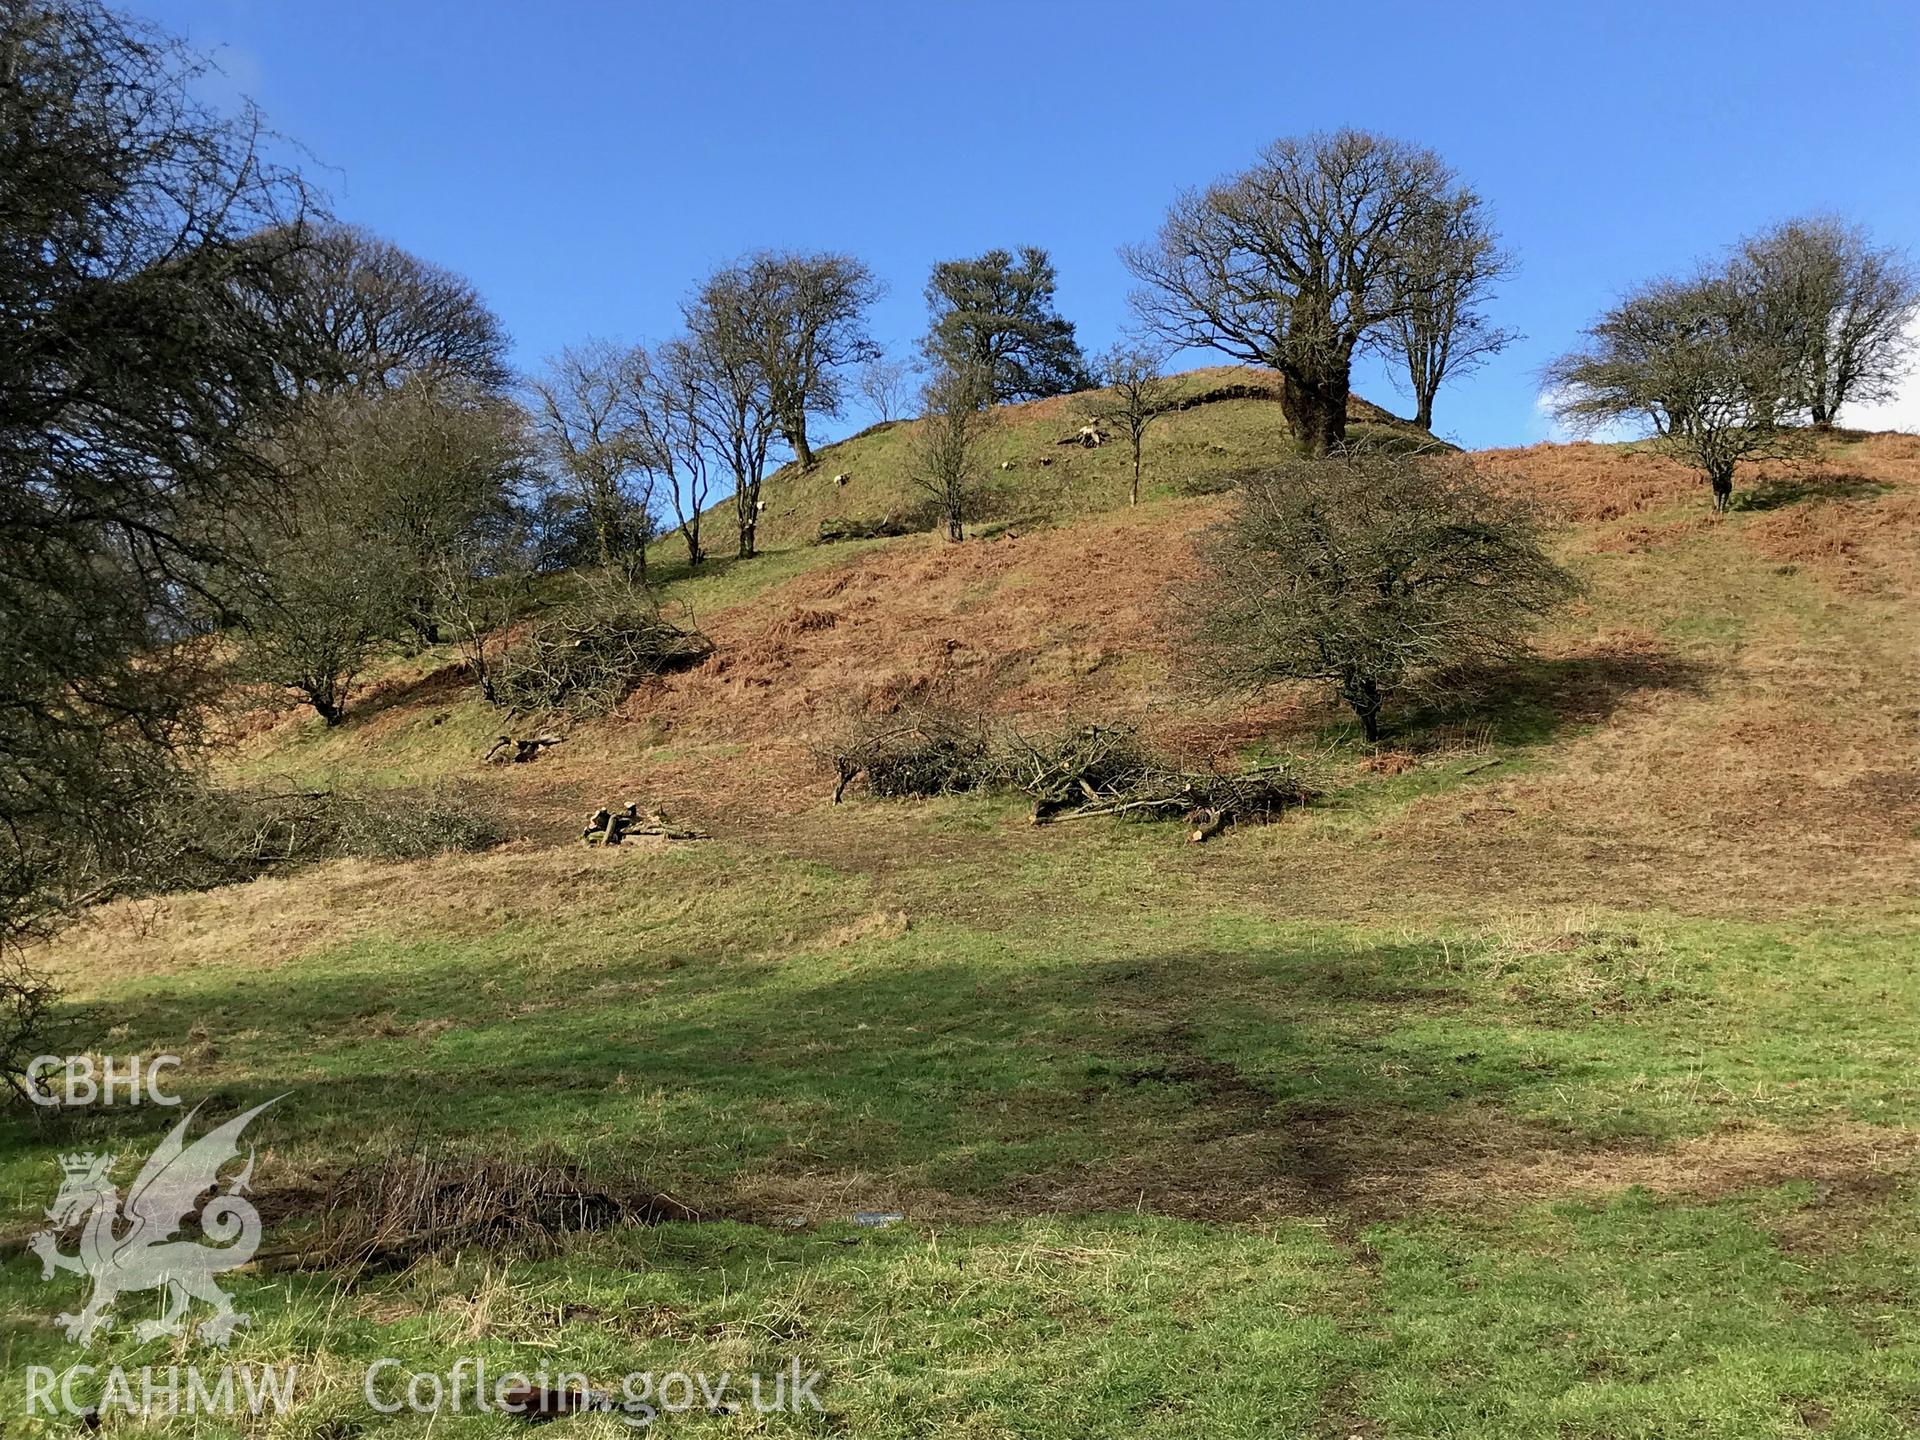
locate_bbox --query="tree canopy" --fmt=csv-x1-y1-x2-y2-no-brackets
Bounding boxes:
923,246,1091,403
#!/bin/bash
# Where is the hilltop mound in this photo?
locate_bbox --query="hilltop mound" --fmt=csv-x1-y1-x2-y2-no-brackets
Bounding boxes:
729,366,1424,551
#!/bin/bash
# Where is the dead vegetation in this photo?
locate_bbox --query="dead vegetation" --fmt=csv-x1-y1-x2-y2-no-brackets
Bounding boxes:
493,584,712,716
821,707,1315,839
299,1147,700,1270
132,781,505,895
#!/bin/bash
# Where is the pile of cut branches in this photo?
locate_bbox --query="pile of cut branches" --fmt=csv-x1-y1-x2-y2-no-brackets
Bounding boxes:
494,588,711,716
821,704,992,802
130,780,505,895
1002,723,1311,840
823,713,1314,842
301,1146,699,1271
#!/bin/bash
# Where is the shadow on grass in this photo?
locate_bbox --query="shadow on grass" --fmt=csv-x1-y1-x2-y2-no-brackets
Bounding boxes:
1731,471,1893,513
2,932,1602,1234
345,654,473,723
1380,650,1713,751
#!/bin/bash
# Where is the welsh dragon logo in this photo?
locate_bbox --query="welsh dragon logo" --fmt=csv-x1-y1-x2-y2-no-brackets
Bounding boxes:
28,1097,282,1347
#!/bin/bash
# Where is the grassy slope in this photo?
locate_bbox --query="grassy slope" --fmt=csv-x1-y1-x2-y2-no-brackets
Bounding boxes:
695,366,1421,553
5,388,1919,1437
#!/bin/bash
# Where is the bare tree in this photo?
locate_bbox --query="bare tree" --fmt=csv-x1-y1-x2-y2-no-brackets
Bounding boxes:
1190,448,1575,741
631,338,717,569
683,270,784,559
1,0,318,942
712,252,881,470
1548,274,1807,511
528,342,655,577
1385,195,1518,431
1078,346,1176,505
235,382,526,719
430,521,542,705
307,378,530,645
1124,129,1494,455
237,517,406,725
910,363,997,542
857,353,916,424
237,398,410,723
246,221,510,396
923,247,1092,402
1733,217,1920,429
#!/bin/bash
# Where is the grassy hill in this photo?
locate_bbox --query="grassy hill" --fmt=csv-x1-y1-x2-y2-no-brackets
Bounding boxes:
5,379,1919,1436
702,366,1426,553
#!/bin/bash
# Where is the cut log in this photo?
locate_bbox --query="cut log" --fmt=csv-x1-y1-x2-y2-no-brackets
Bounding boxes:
583,801,710,844
1187,809,1229,844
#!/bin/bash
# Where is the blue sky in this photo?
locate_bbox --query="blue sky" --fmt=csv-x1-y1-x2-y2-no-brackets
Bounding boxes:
135,0,1920,449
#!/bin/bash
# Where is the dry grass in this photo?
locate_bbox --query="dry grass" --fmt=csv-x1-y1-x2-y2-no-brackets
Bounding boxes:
180,428,1920,927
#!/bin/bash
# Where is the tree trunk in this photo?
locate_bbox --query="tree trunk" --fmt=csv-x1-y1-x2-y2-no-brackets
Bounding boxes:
1414,392,1435,432
1810,401,1834,429
1344,674,1382,742
783,409,814,471
1130,445,1141,506
945,497,963,542
1281,369,1349,456
682,526,703,569
736,482,758,559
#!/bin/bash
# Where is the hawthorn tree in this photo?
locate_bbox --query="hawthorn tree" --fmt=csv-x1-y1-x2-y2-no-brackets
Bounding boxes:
235,381,523,720
910,362,997,542
1732,217,1919,428
430,519,543,705
0,0,317,941
322,379,527,644
1124,129,1503,455
1548,274,1806,511
1190,448,1575,741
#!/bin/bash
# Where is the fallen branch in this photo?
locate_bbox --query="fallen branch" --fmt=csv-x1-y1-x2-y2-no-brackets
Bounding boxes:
485,734,563,765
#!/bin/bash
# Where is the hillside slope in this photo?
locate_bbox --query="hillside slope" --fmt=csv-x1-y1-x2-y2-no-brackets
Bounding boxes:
9,395,1920,1438
713,366,1422,552
230,410,1920,916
